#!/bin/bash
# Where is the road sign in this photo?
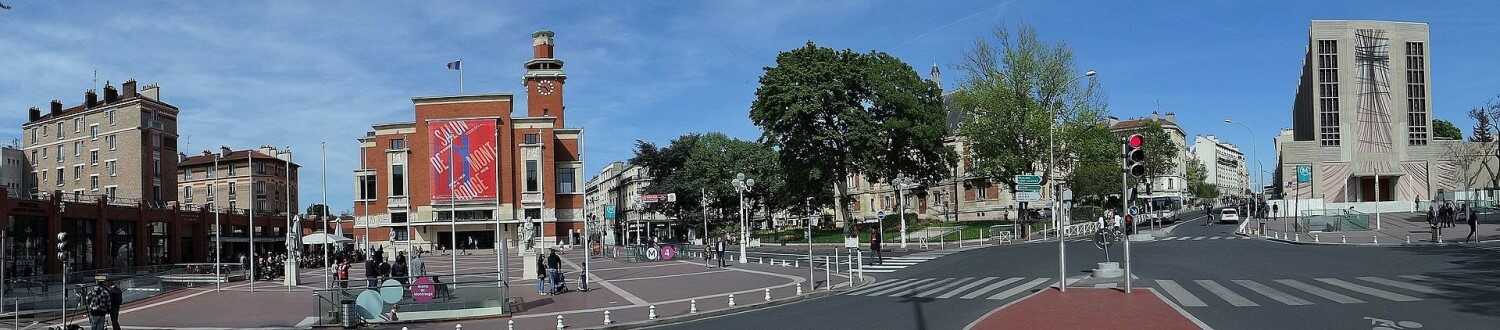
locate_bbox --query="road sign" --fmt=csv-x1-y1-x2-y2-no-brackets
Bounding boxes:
1015,174,1042,186
1296,165,1311,183
604,205,616,220
1016,191,1042,202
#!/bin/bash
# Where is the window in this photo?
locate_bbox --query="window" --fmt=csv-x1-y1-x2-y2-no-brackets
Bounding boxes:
229,164,237,176
153,185,161,203
90,175,99,191
1317,39,1341,146
1406,41,1429,145
105,187,117,200
976,182,990,200
89,125,98,140
40,169,47,183
254,182,266,197
389,138,406,150
30,129,36,143
73,165,81,181
392,227,409,241
207,185,215,202
73,142,81,156
90,150,98,165
557,167,575,193
357,173,376,200
391,212,408,223
184,186,193,201
56,146,63,163
390,165,406,196
106,160,117,176
56,168,63,186
55,123,63,139
107,110,115,125
106,135,116,150
525,160,539,192
229,184,237,198
208,166,215,179
74,118,81,132
524,133,539,144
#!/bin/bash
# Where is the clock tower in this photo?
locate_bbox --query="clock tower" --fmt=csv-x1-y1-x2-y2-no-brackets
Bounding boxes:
524,30,566,126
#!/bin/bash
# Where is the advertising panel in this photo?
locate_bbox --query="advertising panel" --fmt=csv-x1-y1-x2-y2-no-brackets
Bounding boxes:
429,119,499,202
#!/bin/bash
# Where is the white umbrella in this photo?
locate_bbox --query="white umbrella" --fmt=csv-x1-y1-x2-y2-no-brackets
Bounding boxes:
302,233,353,245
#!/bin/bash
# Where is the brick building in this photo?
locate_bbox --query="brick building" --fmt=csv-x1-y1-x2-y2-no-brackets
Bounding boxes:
21,80,179,206
354,30,585,252
177,145,300,215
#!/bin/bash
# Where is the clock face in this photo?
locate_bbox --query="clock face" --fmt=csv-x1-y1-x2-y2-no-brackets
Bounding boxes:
537,80,557,96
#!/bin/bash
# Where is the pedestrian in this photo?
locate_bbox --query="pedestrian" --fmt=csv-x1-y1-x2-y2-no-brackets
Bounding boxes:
869,227,882,265
85,275,111,330
535,253,549,295
106,278,122,330
715,237,727,268
336,257,351,289
411,251,427,277
1467,202,1480,243
365,257,380,289
547,249,564,294
392,253,409,285
377,257,392,285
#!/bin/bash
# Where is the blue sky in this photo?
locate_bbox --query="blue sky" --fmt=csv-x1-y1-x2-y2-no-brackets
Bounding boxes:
2,0,1497,212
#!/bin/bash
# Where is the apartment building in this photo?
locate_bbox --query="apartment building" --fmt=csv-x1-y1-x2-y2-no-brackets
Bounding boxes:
21,80,179,205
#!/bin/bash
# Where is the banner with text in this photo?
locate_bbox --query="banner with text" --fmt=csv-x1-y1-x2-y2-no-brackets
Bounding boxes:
429,119,499,202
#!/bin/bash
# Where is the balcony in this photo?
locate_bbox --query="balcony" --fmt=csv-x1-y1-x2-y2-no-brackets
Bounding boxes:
388,196,409,208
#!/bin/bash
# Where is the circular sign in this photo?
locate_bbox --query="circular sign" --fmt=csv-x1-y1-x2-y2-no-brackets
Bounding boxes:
354,290,384,320
645,247,659,261
379,279,404,304
659,245,677,260
410,276,436,303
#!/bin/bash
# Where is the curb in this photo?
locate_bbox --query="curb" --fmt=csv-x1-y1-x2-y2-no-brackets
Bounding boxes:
614,289,841,329
1235,230,1500,247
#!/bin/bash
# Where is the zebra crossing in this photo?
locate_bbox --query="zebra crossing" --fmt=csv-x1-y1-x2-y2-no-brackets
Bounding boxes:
844,276,1054,300
1158,236,1252,241
844,274,1484,307
859,248,974,273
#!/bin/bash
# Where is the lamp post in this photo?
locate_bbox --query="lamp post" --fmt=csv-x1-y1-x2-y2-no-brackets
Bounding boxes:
893,177,913,249
732,173,755,264
1224,119,1263,225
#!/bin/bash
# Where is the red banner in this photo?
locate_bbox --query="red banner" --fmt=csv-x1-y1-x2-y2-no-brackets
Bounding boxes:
429,119,498,201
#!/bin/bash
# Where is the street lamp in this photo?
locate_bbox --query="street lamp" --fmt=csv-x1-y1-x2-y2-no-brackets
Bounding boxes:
892,177,914,249
732,173,755,264
1223,119,1263,225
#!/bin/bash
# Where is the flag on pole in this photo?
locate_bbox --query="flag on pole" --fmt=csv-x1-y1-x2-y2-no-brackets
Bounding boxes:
446,60,461,70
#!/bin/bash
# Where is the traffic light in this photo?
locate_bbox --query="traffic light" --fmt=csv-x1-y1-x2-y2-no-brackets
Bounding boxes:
1125,134,1147,177
56,232,68,261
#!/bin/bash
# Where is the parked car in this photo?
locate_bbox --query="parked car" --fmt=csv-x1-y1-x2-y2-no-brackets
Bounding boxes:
1219,208,1240,223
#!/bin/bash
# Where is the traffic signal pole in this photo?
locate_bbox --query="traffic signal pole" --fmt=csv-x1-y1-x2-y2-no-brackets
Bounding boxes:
1121,139,1132,293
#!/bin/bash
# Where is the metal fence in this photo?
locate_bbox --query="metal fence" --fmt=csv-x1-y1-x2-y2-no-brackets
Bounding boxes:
312,271,512,327
0,263,243,328
1296,209,1370,232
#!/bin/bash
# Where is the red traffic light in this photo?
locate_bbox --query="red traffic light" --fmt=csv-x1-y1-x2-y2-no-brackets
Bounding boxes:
1127,134,1144,148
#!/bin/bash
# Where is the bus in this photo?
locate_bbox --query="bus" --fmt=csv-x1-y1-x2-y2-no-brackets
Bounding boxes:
1140,196,1184,225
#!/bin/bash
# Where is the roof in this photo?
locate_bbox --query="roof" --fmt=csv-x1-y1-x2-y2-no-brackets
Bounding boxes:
179,150,300,168
26,95,177,126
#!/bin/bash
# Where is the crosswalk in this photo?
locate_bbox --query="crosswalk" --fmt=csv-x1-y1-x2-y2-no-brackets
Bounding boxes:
859,248,973,273
1157,236,1252,241
844,274,1487,308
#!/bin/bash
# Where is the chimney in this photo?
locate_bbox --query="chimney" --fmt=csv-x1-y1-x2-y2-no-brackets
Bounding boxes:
220,146,233,157
178,152,187,162
103,82,119,103
1150,111,1160,121
50,100,62,115
141,83,160,101
122,80,138,99
1165,112,1177,123
532,30,556,59
28,106,40,122
201,150,212,157
84,89,98,108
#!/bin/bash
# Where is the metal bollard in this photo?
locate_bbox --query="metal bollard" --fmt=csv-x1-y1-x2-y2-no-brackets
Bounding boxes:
603,310,613,324
1314,234,1319,243
1406,234,1412,244
649,305,657,320
797,283,804,295
690,299,699,314
457,324,463,329
729,294,736,306
765,288,772,301
1295,233,1299,242
1373,235,1378,245
508,320,515,330
556,315,565,329
1341,234,1347,244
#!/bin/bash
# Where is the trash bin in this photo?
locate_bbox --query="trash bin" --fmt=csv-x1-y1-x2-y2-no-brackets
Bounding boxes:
340,299,356,328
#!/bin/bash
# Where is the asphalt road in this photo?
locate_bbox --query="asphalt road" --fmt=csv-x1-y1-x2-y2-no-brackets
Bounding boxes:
653,212,1500,330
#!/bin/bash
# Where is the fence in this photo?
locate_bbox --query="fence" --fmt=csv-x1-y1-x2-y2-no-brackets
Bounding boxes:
1296,208,1370,232
0,263,240,327
313,272,510,327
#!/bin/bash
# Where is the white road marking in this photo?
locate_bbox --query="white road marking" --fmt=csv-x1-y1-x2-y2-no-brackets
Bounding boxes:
985,278,1050,300
1195,280,1258,306
1357,277,1443,295
1233,280,1312,306
1276,279,1365,304
935,277,999,299
888,278,955,297
916,277,973,298
845,279,909,296
1155,280,1207,307
960,277,1024,299
1315,278,1420,302
864,278,935,296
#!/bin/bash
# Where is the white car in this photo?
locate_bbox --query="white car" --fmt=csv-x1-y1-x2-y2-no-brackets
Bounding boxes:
1219,208,1240,223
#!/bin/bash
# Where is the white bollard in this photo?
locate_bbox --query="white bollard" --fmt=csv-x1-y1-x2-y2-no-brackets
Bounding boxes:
1341,234,1347,244
556,315,565,329
508,320,514,330
649,305,657,320
690,299,698,314
1406,234,1412,244
765,288,772,301
797,283,803,296
457,324,463,330
1373,235,1378,245
1295,233,1299,242
729,294,736,306
603,310,613,324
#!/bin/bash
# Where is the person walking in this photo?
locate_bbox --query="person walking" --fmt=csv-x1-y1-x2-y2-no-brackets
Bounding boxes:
1467,202,1480,243
547,249,564,294
365,257,380,289
392,253,409,286
377,257,392,285
535,253,549,295
85,276,111,330
869,227,882,265
715,237,727,268
106,278,122,330
336,258,351,289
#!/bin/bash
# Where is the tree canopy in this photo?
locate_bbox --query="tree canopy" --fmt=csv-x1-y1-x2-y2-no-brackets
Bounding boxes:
630,132,783,230
749,41,953,229
1433,119,1462,140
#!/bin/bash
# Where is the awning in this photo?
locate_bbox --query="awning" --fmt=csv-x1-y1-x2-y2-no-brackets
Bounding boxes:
301,233,353,245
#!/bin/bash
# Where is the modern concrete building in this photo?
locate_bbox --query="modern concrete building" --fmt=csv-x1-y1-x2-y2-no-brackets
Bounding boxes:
0,146,31,199
1109,112,1190,201
583,161,675,245
21,80,179,206
1195,135,1251,199
353,30,585,252
177,146,299,215
1279,20,1452,204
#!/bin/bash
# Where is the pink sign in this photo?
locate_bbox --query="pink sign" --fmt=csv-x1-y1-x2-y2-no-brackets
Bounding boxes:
411,276,437,303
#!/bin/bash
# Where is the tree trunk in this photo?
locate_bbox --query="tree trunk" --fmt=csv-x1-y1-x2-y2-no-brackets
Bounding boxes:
832,178,852,236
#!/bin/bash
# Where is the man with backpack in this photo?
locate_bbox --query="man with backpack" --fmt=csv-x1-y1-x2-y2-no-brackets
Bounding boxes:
85,275,112,330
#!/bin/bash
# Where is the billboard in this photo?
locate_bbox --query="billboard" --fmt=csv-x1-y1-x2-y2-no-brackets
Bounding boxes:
429,119,499,202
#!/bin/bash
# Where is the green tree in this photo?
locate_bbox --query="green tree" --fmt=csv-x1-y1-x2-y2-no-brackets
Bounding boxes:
1064,121,1119,205
1433,119,1462,140
1185,157,1218,202
631,133,783,233
954,24,1104,194
750,42,953,231
306,204,331,217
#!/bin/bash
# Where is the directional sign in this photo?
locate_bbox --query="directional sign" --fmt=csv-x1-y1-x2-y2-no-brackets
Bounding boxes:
604,205,616,220
1016,191,1042,202
1015,175,1042,186
1296,165,1312,183
1017,184,1041,192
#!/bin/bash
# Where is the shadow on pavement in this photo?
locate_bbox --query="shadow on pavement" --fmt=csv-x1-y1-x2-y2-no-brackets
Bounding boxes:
1401,245,1500,316
897,296,935,330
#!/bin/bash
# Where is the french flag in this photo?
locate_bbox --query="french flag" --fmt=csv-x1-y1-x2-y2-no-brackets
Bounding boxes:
446,60,461,70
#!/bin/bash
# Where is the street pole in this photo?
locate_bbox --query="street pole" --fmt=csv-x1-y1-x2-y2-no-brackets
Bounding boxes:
320,142,329,289
738,191,747,264
897,178,908,249
1375,168,1382,230
214,154,222,292
448,135,458,281
286,147,294,292
1121,138,1132,292
249,148,256,293
806,199,814,289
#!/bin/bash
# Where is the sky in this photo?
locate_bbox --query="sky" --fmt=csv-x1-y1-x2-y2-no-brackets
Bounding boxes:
2,0,1497,212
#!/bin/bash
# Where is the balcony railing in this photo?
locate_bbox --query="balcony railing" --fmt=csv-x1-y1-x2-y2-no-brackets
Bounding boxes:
388,196,409,208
